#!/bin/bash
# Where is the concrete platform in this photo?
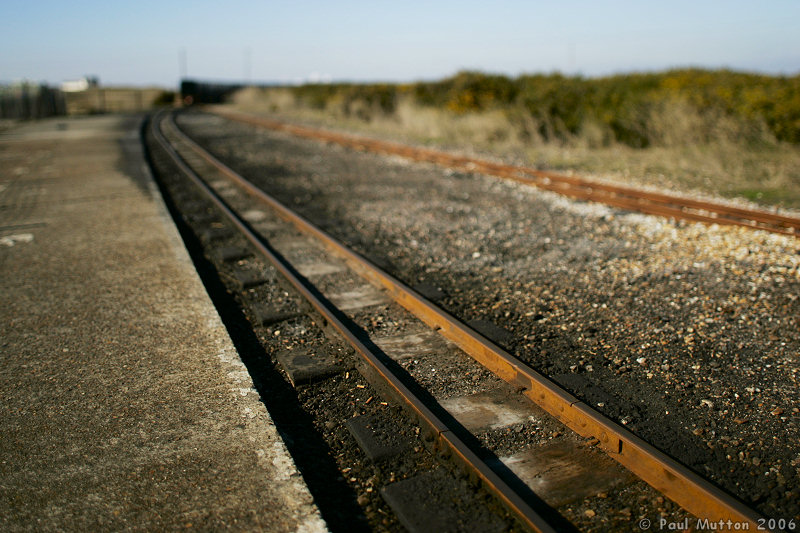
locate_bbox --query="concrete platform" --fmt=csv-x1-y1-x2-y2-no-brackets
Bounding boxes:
0,115,328,531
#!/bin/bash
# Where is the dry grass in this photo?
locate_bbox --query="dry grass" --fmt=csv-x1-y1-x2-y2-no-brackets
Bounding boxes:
226,87,800,211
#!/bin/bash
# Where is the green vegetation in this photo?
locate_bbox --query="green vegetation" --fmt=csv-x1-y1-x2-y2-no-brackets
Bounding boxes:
284,70,800,148
229,69,800,209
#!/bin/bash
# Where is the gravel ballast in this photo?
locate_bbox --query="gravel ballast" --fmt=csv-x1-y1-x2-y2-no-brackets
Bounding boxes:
177,110,800,522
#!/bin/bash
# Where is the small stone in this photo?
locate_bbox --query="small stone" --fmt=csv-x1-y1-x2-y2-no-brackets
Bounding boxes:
357,494,370,506
752,457,761,466
700,399,714,409
734,417,748,424
771,407,784,416
584,509,596,518
693,428,704,436
636,357,647,365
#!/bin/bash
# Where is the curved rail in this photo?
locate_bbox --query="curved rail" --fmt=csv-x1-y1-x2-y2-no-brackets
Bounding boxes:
158,110,769,531
210,107,800,237
151,111,557,533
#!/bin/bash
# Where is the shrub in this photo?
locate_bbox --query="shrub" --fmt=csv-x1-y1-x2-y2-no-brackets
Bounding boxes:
281,69,800,148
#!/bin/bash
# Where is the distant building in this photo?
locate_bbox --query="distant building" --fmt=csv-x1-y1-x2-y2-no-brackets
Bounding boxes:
61,76,99,93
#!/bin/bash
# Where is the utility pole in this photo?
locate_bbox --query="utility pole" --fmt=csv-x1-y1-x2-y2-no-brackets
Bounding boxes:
244,47,252,85
179,48,188,81
568,42,576,74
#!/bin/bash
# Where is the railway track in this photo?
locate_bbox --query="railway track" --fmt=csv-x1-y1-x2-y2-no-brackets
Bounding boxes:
210,107,800,238
144,109,779,532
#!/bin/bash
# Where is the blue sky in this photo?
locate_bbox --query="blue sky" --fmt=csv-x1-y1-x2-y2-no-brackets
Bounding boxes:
2,0,799,87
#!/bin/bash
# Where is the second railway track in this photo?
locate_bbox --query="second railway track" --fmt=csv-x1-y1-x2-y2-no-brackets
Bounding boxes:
211,108,800,238
145,109,800,531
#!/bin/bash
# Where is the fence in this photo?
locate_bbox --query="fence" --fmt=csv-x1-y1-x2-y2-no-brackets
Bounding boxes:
1,84,173,119
63,88,169,115
0,84,66,119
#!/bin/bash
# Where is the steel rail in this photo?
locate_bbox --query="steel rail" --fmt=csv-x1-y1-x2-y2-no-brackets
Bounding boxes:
151,112,557,533
166,111,769,530
210,107,800,237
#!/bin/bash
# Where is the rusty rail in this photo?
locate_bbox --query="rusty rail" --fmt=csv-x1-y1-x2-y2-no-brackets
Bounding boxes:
161,110,769,531
210,107,800,237
152,111,557,532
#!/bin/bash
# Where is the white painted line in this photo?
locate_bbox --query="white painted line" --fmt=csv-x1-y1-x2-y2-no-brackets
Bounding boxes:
0,233,34,247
